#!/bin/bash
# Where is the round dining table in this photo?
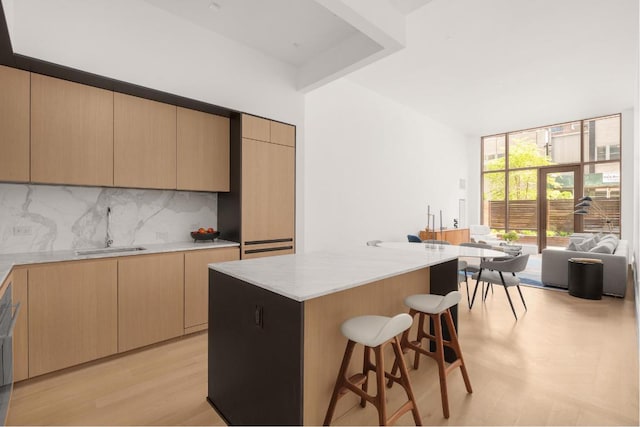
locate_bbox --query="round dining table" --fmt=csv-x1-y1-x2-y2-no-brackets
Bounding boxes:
374,241,506,259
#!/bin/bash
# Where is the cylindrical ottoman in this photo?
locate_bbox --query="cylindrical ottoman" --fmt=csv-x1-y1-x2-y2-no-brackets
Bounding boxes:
568,258,603,300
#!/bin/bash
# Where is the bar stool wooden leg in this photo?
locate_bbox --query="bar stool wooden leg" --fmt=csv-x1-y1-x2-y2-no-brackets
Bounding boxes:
432,312,450,418
374,346,387,425
414,312,425,369
324,340,357,426
444,310,472,393
390,336,422,426
361,346,371,408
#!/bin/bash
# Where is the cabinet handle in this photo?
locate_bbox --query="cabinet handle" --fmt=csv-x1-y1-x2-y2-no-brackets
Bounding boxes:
254,305,263,328
244,246,293,255
245,238,293,245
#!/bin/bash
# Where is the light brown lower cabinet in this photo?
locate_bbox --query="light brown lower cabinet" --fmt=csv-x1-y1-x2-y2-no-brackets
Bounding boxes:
184,247,239,332
28,259,118,377
11,268,28,382
12,247,235,380
118,252,184,352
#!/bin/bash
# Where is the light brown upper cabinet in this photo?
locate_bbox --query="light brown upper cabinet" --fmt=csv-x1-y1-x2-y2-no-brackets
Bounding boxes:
0,65,30,182
118,252,184,352
241,114,270,142
241,138,295,245
270,121,295,147
177,108,230,192
28,259,118,378
114,93,177,189
30,74,114,186
241,114,295,147
184,247,239,332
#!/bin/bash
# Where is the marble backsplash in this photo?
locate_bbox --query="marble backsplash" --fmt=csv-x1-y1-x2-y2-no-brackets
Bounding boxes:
0,183,218,254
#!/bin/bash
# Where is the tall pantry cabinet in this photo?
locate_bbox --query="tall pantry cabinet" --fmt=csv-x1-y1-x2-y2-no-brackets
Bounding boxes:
219,114,295,259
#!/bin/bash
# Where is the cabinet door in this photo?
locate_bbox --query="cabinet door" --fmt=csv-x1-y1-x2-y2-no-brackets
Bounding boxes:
184,247,239,332
241,114,270,142
11,268,28,382
28,259,118,377
0,65,30,182
270,121,295,147
114,93,177,189
241,139,295,246
177,107,230,192
31,74,114,186
118,253,184,352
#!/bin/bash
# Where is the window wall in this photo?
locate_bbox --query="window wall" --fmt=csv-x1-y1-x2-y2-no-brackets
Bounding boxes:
481,114,621,247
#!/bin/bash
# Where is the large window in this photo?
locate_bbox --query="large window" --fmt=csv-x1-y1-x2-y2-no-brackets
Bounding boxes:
481,114,621,246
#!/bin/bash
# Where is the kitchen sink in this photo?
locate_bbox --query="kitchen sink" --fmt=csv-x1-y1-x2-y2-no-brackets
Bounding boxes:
75,246,147,256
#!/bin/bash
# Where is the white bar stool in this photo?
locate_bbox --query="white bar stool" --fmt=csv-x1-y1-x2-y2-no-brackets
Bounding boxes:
389,291,472,418
323,313,422,426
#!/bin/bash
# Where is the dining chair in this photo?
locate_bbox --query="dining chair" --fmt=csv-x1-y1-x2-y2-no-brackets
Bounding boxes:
460,242,495,299
469,254,530,320
407,235,422,243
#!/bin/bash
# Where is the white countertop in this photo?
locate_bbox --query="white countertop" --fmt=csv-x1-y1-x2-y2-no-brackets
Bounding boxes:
0,239,240,285
209,246,459,302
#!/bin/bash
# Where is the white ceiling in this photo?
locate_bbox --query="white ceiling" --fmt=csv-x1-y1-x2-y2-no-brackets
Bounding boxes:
143,0,639,136
347,0,639,136
4,0,636,137
143,0,361,67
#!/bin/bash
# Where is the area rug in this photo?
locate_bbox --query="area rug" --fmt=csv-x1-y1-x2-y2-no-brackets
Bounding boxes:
519,255,542,287
518,255,566,292
462,255,567,292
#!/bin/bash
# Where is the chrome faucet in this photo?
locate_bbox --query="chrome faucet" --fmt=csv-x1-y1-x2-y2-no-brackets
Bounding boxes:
106,207,113,248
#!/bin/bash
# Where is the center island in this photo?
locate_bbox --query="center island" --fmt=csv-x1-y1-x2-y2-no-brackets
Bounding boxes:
207,246,459,425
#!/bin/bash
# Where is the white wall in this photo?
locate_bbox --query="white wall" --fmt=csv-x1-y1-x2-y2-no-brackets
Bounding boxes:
465,135,482,226
304,78,470,252
621,108,636,245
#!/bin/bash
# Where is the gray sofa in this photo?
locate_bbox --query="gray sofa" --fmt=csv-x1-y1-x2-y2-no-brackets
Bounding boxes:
541,235,629,297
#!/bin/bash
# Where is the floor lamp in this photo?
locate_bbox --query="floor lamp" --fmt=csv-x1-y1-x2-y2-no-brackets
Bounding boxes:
574,196,613,232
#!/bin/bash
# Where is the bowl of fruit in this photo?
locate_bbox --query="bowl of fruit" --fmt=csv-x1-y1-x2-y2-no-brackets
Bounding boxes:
190,227,220,242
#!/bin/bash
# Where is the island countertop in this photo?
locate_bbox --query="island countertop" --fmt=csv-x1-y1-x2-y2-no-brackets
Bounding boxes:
209,245,458,302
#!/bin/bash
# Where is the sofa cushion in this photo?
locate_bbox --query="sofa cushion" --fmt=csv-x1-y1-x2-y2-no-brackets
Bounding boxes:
599,234,619,246
575,237,597,252
589,240,616,254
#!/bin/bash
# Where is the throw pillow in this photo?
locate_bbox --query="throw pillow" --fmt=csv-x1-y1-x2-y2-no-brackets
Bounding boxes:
599,234,619,246
589,240,615,254
575,237,597,252
567,241,578,251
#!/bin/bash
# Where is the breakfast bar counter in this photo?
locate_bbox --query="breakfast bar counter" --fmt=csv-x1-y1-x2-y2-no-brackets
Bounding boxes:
207,247,459,425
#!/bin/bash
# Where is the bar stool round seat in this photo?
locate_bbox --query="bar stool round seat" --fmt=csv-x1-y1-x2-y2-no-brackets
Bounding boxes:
341,314,413,347
389,291,472,419
405,292,461,315
324,314,422,426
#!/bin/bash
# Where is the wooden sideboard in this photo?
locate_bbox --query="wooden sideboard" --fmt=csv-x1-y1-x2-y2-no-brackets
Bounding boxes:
419,228,470,245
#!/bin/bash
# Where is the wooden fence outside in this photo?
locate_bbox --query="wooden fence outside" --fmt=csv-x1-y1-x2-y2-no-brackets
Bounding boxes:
488,199,620,234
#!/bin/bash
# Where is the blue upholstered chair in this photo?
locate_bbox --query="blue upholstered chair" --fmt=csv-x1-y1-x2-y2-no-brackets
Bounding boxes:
407,234,422,243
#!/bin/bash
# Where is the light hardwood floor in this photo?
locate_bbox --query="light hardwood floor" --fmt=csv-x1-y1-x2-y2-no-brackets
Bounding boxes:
7,284,638,426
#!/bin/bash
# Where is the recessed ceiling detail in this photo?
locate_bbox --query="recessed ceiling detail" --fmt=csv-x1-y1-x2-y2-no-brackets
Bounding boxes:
144,0,361,67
